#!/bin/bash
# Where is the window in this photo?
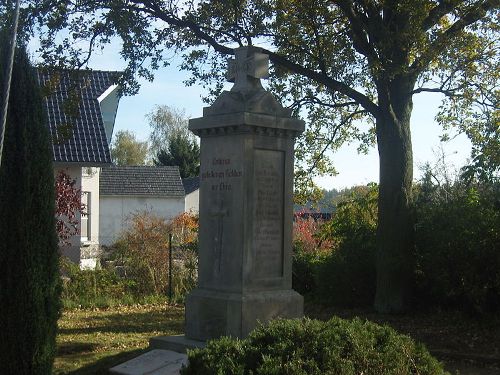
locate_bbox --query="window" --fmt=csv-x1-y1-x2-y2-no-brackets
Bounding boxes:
81,191,91,242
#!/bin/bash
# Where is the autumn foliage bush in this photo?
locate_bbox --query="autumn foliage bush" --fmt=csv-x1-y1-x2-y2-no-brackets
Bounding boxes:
107,211,199,300
60,211,199,306
114,212,171,295
55,169,85,245
292,211,334,295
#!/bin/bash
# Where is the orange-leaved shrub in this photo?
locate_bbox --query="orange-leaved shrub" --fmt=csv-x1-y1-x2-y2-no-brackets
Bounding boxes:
108,210,199,300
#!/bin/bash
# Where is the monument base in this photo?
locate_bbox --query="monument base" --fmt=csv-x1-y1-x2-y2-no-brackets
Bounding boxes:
149,334,205,353
185,288,303,341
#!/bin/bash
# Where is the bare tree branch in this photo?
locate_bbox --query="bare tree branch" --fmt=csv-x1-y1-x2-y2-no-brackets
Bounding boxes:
422,0,462,31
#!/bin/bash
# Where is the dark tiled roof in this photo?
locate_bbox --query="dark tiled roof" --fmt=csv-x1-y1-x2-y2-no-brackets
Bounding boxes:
36,69,120,164
182,177,200,194
100,166,185,197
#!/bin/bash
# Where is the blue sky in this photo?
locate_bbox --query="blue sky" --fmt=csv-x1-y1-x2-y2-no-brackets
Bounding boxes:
36,41,472,190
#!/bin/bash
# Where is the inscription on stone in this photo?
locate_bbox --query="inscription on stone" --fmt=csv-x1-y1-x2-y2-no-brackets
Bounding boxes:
253,149,285,278
201,157,242,192
210,200,227,273
201,156,243,275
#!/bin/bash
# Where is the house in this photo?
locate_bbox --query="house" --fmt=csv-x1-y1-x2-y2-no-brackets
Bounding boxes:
182,176,200,213
37,69,121,268
99,165,185,246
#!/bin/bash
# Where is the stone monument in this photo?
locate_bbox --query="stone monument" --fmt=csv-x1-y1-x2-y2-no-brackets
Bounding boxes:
184,46,305,341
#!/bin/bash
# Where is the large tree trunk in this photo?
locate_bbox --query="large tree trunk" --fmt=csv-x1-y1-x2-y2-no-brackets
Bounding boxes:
374,77,416,313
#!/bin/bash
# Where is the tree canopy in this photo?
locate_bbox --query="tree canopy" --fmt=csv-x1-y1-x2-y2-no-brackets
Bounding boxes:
22,0,499,312
146,105,200,177
23,0,499,186
110,129,149,166
146,105,192,158
154,132,200,178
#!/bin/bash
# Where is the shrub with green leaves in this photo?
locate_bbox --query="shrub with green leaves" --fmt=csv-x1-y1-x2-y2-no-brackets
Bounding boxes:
60,257,138,308
316,184,378,307
181,317,448,375
415,173,500,314
293,184,377,307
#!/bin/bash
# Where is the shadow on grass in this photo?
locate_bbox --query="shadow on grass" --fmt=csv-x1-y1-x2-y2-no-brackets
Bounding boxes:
60,348,148,375
59,309,184,335
58,342,100,356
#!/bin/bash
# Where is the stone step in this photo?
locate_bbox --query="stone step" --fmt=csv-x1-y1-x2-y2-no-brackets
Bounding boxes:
109,349,188,375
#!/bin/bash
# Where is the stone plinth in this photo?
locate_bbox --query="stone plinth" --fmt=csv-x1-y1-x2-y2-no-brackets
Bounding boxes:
184,47,305,341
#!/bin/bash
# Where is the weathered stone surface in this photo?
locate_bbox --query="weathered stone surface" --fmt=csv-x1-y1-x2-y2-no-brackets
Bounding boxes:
109,349,187,375
149,335,205,353
184,46,304,341
186,289,303,341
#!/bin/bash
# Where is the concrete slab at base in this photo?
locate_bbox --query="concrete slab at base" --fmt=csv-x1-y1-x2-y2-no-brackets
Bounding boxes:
109,349,187,375
150,335,206,353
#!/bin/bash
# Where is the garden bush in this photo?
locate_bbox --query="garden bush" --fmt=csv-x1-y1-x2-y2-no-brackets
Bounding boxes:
60,257,138,308
292,211,333,295
316,184,377,307
293,185,377,307
96,211,199,303
293,176,500,314
112,212,171,296
415,172,500,314
181,317,448,375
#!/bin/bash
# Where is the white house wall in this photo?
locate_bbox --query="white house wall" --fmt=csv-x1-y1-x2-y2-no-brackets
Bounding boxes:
185,189,199,213
99,195,185,246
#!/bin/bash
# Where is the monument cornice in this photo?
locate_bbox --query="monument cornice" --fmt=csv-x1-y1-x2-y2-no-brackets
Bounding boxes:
189,111,305,138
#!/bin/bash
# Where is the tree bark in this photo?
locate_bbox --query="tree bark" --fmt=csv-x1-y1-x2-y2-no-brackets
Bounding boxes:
374,76,416,313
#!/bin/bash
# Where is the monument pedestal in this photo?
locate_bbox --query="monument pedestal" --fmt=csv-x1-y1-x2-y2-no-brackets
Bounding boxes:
186,288,303,341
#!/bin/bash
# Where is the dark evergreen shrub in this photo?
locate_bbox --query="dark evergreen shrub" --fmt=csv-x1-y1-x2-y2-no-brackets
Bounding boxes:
0,40,61,373
181,317,448,375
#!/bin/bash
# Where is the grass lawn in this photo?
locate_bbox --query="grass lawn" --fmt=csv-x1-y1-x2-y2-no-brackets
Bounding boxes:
54,302,500,374
54,304,184,374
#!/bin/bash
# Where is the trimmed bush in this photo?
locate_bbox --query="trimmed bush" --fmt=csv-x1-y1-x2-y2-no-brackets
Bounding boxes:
0,40,61,373
181,317,448,375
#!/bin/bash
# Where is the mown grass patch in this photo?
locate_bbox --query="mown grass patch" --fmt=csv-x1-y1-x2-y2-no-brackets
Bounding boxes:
54,304,184,374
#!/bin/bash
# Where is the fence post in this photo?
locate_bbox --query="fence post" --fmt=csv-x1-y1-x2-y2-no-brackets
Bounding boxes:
168,233,173,303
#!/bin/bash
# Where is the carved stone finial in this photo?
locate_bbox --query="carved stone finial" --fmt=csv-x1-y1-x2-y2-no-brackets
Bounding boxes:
227,46,269,92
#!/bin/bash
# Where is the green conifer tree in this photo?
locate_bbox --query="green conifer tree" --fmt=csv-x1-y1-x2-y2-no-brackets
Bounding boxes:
154,132,200,178
0,36,61,374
